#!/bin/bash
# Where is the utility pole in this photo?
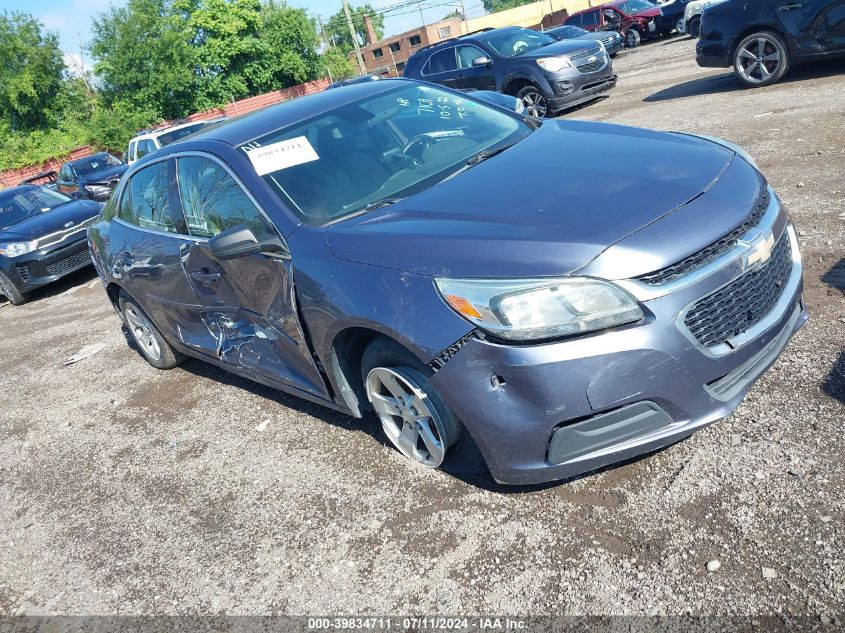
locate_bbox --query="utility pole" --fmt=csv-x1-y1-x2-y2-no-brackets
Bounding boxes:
343,0,367,75
417,1,427,28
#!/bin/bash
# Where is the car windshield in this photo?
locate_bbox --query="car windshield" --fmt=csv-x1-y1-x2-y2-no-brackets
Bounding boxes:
0,186,72,229
551,25,588,38
72,154,123,177
620,0,654,12
157,122,207,147
244,83,533,224
477,28,557,57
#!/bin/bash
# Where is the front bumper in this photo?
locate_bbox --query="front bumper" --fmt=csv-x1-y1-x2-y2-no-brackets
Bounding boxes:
4,237,93,292
429,207,805,485
547,71,617,112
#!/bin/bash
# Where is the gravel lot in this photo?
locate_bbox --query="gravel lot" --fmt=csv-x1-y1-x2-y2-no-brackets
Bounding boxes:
1,36,843,622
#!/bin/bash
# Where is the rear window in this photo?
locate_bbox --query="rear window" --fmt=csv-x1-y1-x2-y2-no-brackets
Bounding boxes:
156,122,207,147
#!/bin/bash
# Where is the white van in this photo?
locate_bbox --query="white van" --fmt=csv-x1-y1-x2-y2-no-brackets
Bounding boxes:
125,119,224,165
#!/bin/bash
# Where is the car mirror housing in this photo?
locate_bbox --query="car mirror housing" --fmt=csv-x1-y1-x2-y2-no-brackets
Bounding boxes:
208,224,288,260
472,55,492,67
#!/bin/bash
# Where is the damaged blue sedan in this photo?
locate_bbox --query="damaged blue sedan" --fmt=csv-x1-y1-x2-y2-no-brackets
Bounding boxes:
88,79,805,485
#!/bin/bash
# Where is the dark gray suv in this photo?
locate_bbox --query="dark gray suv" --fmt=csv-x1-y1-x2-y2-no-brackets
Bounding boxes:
403,26,617,117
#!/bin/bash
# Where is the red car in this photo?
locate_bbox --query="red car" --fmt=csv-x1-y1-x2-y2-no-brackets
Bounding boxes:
565,0,662,48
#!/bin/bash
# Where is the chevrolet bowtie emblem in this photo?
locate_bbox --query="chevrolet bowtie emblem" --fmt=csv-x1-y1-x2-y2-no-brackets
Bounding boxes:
588,55,597,63
64,221,75,228
744,231,775,269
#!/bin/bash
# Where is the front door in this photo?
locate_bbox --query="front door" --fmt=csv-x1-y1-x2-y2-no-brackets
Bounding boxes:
775,0,839,52
455,44,497,91
174,154,329,399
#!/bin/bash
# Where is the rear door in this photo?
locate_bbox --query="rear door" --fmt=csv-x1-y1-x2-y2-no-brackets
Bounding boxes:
175,153,329,398
774,0,836,52
455,44,497,90
421,46,461,88
110,158,210,347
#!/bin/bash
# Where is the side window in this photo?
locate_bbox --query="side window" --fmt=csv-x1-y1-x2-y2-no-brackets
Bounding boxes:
121,161,177,232
426,47,458,74
136,140,154,159
176,156,274,240
457,45,486,69
582,11,600,27
128,141,136,163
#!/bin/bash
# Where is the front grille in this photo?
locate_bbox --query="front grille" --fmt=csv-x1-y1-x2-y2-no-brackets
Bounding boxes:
46,250,92,276
637,190,770,286
683,232,792,348
571,46,603,62
15,264,30,282
601,36,616,46
576,58,607,73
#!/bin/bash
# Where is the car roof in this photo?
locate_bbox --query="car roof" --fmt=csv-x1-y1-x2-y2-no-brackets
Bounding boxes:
69,152,110,165
132,120,209,141
183,79,411,147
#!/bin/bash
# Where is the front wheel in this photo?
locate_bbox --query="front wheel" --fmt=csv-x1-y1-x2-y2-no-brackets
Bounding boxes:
625,29,641,48
516,85,550,118
0,269,27,305
733,31,790,87
361,337,463,470
119,291,184,369
675,16,686,34
687,15,701,38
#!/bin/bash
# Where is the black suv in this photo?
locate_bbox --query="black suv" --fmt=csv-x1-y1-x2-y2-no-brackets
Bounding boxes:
697,0,845,86
56,152,128,201
403,26,617,117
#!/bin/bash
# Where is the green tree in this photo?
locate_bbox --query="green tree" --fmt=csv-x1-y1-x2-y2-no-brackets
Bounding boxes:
90,0,199,120
481,0,536,12
324,3,384,53
0,12,65,130
321,47,355,82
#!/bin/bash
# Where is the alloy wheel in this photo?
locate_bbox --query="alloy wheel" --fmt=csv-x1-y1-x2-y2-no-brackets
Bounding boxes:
675,17,686,34
736,36,782,85
520,90,548,118
366,367,448,468
125,303,162,362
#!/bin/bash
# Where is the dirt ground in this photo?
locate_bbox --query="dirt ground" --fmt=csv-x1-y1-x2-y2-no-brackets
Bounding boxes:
1,36,843,621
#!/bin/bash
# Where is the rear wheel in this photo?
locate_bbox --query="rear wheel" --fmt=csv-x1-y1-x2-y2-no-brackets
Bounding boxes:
119,291,184,369
0,270,27,305
675,16,686,34
733,31,789,87
625,29,641,48
516,84,550,118
361,337,463,470
687,15,701,38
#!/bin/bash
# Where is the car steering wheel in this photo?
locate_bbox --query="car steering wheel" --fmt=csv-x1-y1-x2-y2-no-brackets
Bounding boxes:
400,135,434,167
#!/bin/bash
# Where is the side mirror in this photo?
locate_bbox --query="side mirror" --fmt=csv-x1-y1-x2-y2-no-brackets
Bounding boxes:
208,224,287,260
472,55,492,67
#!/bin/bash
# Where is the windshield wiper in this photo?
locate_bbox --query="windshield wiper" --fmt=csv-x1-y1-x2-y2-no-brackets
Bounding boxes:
465,145,512,167
360,197,404,212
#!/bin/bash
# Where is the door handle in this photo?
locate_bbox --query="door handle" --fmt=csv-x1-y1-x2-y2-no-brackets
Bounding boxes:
190,269,222,283
780,2,801,9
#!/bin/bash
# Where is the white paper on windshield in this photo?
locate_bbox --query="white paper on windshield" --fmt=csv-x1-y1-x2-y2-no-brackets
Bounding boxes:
244,136,319,175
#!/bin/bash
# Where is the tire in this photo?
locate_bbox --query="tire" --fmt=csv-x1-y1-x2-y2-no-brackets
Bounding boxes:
625,29,641,48
118,291,184,369
687,15,701,38
361,337,472,472
733,31,790,87
515,84,551,118
0,269,27,305
675,16,686,34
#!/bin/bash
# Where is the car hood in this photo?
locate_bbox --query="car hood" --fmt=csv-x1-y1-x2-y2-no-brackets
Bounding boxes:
0,199,101,243
519,38,606,59
581,30,621,39
326,120,738,278
77,164,127,185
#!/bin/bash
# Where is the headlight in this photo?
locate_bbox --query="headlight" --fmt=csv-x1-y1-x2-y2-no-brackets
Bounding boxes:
0,241,37,257
83,184,112,195
436,277,644,341
696,134,758,168
536,57,572,72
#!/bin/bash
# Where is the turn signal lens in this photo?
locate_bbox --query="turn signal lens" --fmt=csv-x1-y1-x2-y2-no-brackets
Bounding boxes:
445,294,483,319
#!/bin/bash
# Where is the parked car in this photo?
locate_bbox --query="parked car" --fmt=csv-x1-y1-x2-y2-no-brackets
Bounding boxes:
545,24,624,57
565,0,663,48
403,26,616,117
57,153,127,201
652,0,693,34
326,75,382,89
684,0,727,37
89,79,805,485
126,120,222,165
0,185,100,305
21,170,60,190
696,0,845,86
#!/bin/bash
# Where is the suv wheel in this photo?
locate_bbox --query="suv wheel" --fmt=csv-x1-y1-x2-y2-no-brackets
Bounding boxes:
675,17,686,34
733,31,789,87
625,29,641,48
516,85,549,118
0,270,27,305
362,337,463,470
687,15,701,38
119,291,185,369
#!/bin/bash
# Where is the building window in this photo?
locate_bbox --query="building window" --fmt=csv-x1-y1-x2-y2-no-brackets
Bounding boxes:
396,61,406,72
438,26,452,38
389,41,401,53
372,48,384,59
409,35,422,46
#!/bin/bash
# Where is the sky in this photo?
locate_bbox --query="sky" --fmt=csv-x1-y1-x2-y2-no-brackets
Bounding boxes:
1,0,487,68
